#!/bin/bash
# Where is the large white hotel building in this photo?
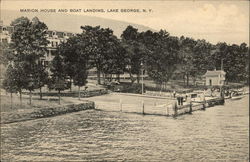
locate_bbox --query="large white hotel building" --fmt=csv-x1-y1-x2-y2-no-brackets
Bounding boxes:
0,20,75,67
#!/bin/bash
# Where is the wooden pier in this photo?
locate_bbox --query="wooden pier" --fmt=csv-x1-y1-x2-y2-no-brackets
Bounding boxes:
92,93,227,117
171,97,225,117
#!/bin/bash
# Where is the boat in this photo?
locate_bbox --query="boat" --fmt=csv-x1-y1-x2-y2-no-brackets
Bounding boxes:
231,95,245,100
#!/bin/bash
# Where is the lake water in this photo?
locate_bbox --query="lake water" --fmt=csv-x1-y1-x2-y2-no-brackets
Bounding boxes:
1,96,249,161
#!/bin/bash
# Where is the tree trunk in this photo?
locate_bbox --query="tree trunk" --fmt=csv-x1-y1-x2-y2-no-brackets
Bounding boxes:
102,73,106,84
129,72,134,84
110,74,113,82
187,73,189,86
136,74,140,84
29,90,32,105
78,86,81,100
193,77,196,86
11,92,13,109
117,74,120,82
58,90,61,105
97,70,101,84
183,74,186,86
39,87,42,99
69,78,72,92
19,89,22,105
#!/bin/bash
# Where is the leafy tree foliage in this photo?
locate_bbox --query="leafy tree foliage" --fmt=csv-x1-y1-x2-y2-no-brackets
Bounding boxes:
80,25,128,84
121,26,146,83
102,37,128,81
0,42,14,66
2,65,18,108
9,16,49,103
34,61,49,99
178,36,197,86
145,31,181,89
58,34,90,99
2,62,29,104
2,65,18,93
50,51,68,104
212,42,249,83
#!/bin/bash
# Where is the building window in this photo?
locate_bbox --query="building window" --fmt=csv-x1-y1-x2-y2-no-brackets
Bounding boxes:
209,79,212,86
55,42,58,47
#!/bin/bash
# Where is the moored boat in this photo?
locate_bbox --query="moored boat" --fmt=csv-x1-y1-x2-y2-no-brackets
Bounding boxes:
231,95,245,100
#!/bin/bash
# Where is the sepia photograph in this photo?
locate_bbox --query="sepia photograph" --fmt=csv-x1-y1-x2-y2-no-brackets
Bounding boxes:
0,0,249,161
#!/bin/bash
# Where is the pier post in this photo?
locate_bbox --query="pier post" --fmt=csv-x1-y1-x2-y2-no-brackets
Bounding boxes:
220,86,225,105
202,101,206,110
142,100,145,115
189,101,192,114
202,95,206,110
166,105,169,116
120,99,122,112
173,102,178,117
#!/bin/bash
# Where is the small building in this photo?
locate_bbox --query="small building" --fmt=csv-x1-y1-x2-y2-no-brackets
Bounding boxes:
0,20,14,43
203,70,226,86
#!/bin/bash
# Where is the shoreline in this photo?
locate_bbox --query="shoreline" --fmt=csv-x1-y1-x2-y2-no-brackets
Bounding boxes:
1,101,95,124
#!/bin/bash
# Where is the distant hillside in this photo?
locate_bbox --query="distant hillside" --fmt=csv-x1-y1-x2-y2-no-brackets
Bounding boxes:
1,10,156,37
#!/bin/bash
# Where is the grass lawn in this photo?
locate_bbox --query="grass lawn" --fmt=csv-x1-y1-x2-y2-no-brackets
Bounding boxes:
0,93,76,112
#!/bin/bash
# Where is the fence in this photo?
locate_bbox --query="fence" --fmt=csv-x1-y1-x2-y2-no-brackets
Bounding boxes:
94,94,225,117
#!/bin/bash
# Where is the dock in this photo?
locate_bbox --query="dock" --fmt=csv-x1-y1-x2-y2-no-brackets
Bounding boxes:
89,93,229,117
170,97,225,117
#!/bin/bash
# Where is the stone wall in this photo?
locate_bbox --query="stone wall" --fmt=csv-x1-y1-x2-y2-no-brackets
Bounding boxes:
23,89,108,97
1,101,95,124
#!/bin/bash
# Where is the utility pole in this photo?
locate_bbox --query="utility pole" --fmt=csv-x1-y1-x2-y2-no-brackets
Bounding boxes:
141,62,144,95
221,59,223,70
220,59,224,100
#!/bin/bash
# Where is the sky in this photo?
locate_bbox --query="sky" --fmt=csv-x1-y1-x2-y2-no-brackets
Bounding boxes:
1,0,249,45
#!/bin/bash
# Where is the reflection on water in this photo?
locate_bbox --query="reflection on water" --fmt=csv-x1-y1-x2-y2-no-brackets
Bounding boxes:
1,96,249,161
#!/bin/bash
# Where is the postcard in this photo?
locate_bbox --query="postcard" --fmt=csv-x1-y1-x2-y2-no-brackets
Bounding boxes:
1,0,249,161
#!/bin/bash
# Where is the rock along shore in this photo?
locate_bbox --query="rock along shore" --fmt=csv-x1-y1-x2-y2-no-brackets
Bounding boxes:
1,101,95,124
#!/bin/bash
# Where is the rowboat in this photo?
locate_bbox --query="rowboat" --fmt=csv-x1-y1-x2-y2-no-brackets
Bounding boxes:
231,95,245,100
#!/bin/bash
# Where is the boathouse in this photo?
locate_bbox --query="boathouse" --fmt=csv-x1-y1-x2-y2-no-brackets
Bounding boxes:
203,70,226,86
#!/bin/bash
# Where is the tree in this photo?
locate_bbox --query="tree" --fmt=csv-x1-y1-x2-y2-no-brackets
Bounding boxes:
240,43,249,84
33,61,49,99
178,36,197,86
50,51,67,104
2,65,18,108
79,26,102,84
10,16,49,104
80,25,124,84
121,26,146,83
73,60,88,100
192,39,214,84
58,37,79,91
144,30,181,90
212,43,249,83
102,36,128,82
0,42,14,66
7,62,29,105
